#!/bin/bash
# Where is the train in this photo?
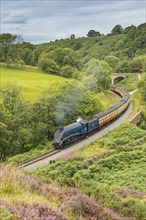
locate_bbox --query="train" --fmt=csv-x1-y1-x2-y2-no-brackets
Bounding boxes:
53,85,130,149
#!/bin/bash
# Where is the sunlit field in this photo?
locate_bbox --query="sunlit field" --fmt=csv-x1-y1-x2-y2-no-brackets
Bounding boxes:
0,67,68,101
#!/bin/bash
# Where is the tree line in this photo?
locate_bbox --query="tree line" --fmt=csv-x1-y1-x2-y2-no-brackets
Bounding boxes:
0,23,145,74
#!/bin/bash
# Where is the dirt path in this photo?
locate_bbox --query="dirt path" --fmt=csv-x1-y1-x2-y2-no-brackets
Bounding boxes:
129,73,141,95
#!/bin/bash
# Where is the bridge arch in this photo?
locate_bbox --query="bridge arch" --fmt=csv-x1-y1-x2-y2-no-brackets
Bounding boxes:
111,74,126,85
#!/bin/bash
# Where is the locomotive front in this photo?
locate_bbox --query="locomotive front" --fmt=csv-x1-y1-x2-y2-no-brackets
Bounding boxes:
52,128,64,149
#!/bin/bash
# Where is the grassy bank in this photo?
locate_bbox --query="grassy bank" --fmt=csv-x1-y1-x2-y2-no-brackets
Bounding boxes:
0,66,68,101
29,123,146,220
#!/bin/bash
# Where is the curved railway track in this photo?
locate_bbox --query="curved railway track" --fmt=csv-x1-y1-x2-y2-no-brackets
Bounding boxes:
20,86,132,170
21,102,132,170
19,149,60,169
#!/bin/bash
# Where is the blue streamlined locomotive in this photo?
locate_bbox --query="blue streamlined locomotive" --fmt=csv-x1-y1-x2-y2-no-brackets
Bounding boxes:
53,86,130,149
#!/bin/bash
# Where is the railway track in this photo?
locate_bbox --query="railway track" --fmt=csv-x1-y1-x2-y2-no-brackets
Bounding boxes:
22,102,132,171
20,87,131,170
19,149,60,169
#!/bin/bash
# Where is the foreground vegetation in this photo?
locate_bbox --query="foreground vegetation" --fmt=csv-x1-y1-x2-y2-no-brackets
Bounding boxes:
30,123,146,220
1,163,140,220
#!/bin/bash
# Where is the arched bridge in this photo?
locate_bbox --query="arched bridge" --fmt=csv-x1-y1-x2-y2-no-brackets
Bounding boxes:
111,73,129,85
111,73,141,85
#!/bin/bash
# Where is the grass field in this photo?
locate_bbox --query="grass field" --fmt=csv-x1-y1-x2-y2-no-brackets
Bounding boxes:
0,67,68,101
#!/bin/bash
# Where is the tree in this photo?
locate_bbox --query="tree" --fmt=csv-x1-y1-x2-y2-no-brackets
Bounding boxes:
0,33,23,66
30,46,44,65
18,41,35,65
114,40,124,50
61,65,77,78
62,48,79,68
123,25,136,34
111,25,123,35
73,42,82,51
138,72,146,102
87,30,96,37
83,59,112,91
104,56,120,71
0,84,49,158
128,59,142,73
70,34,75,39
95,31,101,36
38,57,61,75
39,47,80,71
0,84,32,157
136,55,146,72
115,59,128,73
87,30,101,37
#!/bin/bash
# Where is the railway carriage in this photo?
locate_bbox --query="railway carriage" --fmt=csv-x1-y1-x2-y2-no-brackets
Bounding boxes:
111,86,125,97
53,86,130,149
94,106,117,127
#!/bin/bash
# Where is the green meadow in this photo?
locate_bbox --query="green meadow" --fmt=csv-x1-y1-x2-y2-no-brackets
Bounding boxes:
0,67,68,101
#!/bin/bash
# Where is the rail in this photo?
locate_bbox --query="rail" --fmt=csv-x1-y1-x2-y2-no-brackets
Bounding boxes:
19,149,60,169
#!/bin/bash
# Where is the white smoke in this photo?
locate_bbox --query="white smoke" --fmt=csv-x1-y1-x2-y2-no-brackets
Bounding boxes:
76,117,82,122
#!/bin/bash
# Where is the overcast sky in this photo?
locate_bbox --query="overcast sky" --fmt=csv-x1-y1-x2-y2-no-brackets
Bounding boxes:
1,0,145,44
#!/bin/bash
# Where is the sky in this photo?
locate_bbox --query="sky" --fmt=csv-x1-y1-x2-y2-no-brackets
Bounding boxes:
1,0,146,44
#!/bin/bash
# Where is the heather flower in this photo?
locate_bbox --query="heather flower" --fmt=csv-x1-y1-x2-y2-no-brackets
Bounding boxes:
41,183,64,200
0,200,68,220
17,204,68,220
0,199,16,214
68,194,103,219
65,188,78,197
61,152,80,160
116,188,146,198
0,164,138,220
103,208,136,220
66,193,136,220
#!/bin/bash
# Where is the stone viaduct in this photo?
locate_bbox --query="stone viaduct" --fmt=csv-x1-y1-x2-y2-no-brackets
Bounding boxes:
111,73,128,85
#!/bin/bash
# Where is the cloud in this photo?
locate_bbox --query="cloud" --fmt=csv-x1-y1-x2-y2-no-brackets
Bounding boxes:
3,12,27,24
1,0,145,44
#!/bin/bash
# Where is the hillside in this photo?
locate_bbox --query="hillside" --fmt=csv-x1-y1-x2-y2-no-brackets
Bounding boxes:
0,66,68,101
0,22,146,220
34,23,146,71
29,123,146,220
1,23,145,77
1,121,146,220
1,162,144,220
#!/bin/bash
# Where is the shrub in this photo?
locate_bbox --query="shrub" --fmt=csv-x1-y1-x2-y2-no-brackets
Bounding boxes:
128,59,142,73
0,205,14,220
121,197,146,219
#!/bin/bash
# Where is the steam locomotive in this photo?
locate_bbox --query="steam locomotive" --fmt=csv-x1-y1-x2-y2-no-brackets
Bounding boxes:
53,86,130,149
